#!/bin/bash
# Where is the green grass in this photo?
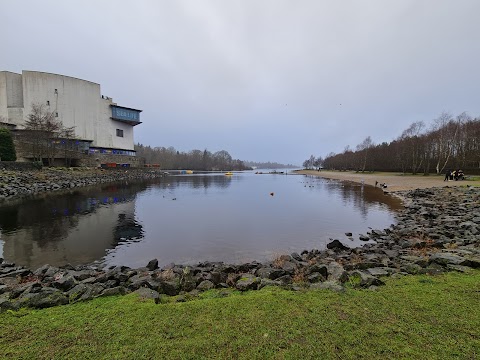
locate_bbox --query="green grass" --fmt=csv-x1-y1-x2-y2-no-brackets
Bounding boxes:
1,271,479,359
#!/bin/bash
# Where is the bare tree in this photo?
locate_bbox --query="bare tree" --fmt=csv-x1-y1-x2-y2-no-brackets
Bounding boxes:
23,103,78,166
400,121,425,174
355,136,374,172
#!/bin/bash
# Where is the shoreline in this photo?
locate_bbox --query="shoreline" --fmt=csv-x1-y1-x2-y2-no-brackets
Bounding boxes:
295,169,478,192
1,184,479,311
0,167,168,203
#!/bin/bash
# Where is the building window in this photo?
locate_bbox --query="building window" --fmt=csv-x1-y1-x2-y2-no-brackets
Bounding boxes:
116,129,124,137
47,101,50,106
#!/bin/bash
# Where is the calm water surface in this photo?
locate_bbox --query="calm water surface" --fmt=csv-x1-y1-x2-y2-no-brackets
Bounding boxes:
0,172,402,269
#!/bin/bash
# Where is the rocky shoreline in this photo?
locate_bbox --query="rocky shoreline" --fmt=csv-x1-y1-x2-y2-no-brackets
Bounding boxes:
1,185,479,311
0,167,168,202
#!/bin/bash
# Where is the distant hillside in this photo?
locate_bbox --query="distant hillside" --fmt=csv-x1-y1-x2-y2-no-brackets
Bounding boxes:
244,161,299,169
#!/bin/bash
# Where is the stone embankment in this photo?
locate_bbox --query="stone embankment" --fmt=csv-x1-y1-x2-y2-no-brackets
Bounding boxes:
1,186,479,311
0,168,167,202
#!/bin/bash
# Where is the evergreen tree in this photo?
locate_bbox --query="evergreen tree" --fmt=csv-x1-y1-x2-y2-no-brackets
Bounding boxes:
0,128,16,161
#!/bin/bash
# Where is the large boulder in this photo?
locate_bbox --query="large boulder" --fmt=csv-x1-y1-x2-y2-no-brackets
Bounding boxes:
18,287,69,309
327,239,350,251
348,271,385,288
256,267,286,280
196,280,215,291
146,259,159,271
326,262,348,283
235,274,260,291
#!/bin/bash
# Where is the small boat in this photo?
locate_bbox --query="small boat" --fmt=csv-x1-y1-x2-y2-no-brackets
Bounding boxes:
225,172,233,176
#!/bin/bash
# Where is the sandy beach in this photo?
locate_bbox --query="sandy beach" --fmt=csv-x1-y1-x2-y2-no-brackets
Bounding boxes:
296,170,478,192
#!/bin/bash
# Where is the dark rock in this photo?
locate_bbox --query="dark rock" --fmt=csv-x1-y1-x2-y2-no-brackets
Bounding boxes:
366,267,396,277
429,253,468,267
235,274,260,291
280,261,297,273
326,262,348,283
259,279,282,289
196,280,215,291
19,288,69,309
52,275,78,291
238,262,262,272
256,267,286,280
70,270,97,281
205,271,226,285
306,264,328,278
33,264,52,276
100,286,127,297
0,297,19,312
348,271,385,288
79,284,105,301
291,252,303,262
10,283,37,299
0,268,31,279
307,273,325,283
275,275,293,285
160,280,180,296
146,259,159,271
66,284,90,302
401,263,422,274
465,256,480,269
44,266,61,278
135,287,160,300
327,239,350,251
446,264,474,273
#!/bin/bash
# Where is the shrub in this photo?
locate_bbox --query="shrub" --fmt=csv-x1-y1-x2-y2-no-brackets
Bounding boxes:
0,128,16,161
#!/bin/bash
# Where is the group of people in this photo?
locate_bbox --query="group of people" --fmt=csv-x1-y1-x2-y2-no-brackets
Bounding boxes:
444,169,465,181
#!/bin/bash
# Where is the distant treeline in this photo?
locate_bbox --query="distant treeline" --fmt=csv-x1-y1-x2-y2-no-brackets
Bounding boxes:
244,161,299,169
304,112,480,175
134,144,251,171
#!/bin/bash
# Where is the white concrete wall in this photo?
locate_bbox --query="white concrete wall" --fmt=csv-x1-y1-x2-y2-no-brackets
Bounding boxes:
0,72,7,120
22,71,100,142
0,71,24,123
21,71,137,150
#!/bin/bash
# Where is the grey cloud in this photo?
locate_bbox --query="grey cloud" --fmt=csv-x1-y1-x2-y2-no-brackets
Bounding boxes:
2,0,480,164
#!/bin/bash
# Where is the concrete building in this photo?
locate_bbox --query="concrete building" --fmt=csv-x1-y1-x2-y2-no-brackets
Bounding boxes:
0,70,142,165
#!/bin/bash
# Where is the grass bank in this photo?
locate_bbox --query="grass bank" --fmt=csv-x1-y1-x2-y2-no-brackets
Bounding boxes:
1,271,479,359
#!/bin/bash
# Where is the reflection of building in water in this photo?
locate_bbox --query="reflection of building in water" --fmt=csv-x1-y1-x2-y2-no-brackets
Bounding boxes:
0,183,145,269
1,201,141,269
114,213,143,242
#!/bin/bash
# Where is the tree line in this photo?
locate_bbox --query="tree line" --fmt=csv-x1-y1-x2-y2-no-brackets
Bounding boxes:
304,112,480,175
244,161,299,169
134,144,251,171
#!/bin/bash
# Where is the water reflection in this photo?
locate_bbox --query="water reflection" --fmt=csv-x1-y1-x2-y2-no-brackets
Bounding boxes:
155,174,234,190
0,183,145,268
306,176,403,220
0,173,401,269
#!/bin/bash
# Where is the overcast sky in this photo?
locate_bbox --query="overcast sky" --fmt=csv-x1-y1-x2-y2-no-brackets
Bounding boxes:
2,1,480,165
